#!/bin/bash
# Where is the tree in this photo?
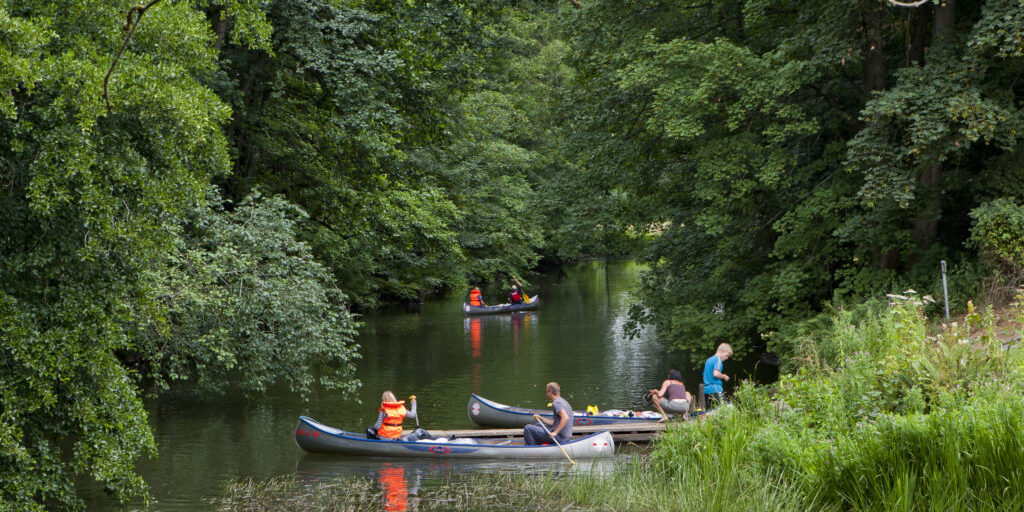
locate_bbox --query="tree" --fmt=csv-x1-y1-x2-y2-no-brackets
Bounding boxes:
0,0,360,507
557,0,1024,358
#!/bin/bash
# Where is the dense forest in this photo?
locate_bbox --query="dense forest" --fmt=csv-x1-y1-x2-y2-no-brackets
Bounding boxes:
2,0,1023,508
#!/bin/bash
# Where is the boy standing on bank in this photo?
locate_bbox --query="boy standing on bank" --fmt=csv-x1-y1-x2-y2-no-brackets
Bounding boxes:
702,343,732,408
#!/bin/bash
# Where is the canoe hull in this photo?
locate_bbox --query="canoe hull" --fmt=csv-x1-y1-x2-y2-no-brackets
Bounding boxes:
295,416,614,459
463,296,539,315
467,394,662,428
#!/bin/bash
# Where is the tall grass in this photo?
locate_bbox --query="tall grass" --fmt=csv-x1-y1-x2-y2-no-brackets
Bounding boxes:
644,293,1024,512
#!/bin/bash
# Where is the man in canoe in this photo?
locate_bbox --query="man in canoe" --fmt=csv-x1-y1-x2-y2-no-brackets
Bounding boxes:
524,382,573,445
508,285,524,304
367,391,434,442
468,287,486,307
508,276,530,305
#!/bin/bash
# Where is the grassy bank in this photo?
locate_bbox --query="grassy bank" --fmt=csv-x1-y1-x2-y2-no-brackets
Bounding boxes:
219,294,1024,512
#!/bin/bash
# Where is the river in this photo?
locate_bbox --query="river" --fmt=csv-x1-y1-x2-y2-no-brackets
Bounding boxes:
84,259,757,510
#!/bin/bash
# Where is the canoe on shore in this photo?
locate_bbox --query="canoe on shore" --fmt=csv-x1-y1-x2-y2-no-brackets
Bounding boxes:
463,295,539,315
294,416,615,459
467,394,667,428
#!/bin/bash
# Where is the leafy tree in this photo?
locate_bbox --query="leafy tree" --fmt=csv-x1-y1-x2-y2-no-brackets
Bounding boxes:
0,0,358,508
557,0,1024,358
129,190,361,397
215,0,528,305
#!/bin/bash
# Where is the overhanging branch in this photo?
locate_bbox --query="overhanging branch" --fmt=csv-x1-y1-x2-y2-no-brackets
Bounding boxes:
885,0,929,8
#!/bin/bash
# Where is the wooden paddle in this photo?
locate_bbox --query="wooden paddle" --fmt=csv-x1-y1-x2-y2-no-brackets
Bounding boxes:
534,416,575,464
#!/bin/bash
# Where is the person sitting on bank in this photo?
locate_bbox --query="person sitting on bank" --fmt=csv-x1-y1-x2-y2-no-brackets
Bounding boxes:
367,391,434,442
703,343,732,408
523,382,573,445
468,287,486,307
649,369,692,422
508,285,524,304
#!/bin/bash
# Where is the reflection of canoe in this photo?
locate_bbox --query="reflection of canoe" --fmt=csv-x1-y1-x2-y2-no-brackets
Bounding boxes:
463,296,539,315
294,416,614,459
467,394,664,428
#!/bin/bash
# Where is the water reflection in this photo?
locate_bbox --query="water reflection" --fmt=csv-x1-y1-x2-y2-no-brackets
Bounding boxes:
379,463,414,511
295,454,619,483
462,313,539,395
466,317,482,393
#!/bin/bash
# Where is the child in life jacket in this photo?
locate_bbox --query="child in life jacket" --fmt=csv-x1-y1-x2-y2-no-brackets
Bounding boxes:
367,391,434,442
468,287,486,307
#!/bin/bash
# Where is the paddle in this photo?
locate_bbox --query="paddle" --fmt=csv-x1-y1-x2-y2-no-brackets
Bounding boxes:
534,416,575,465
409,395,419,427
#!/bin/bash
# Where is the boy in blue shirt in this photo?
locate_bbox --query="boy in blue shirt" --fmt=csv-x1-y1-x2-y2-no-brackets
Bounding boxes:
702,343,732,408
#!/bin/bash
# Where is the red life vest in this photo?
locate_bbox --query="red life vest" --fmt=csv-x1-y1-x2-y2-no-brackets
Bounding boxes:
378,400,407,439
469,289,483,306
509,290,522,303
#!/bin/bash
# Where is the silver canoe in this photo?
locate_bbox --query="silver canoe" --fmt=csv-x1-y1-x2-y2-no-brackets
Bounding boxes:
463,295,540,315
467,394,666,428
294,416,615,459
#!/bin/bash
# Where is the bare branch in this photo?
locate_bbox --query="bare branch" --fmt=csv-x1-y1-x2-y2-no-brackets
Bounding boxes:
103,0,163,113
885,0,930,8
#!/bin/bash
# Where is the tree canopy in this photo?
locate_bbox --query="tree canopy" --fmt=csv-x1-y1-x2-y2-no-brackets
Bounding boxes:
554,0,1024,357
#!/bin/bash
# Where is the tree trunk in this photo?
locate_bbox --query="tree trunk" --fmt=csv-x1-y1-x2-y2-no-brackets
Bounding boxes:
912,0,955,252
864,1,886,93
913,163,942,251
931,0,956,53
905,5,929,66
864,0,889,269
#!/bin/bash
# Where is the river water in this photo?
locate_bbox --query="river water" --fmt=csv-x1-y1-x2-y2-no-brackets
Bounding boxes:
84,259,749,510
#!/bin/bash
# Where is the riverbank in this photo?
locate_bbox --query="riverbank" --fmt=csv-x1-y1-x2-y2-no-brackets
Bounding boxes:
220,293,1024,512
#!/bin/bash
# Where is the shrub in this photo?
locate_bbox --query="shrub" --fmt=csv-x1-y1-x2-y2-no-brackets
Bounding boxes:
969,198,1024,303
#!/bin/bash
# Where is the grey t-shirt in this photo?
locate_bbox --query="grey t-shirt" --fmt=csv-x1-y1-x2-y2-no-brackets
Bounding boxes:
551,397,573,442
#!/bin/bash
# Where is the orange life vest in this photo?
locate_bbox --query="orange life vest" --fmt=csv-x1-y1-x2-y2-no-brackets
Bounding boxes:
469,289,483,306
378,400,407,439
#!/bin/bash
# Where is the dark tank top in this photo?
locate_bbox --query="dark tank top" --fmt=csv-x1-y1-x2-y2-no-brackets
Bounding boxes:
665,381,686,400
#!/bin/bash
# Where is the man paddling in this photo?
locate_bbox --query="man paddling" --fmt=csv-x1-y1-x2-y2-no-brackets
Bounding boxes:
524,382,573,445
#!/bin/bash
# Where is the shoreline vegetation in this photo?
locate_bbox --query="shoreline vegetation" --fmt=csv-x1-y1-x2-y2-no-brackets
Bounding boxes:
220,293,1024,512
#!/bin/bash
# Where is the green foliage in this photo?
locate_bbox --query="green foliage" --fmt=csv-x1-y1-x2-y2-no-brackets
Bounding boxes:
130,190,361,397
555,0,1024,361
0,0,362,507
646,297,1024,512
969,197,1024,272
215,0,547,305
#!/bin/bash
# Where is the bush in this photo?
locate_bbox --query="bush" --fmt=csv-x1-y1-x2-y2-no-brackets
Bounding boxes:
969,198,1024,303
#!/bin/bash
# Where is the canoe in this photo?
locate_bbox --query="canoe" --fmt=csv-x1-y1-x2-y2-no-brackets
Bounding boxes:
467,394,666,428
294,416,615,459
463,295,540,315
